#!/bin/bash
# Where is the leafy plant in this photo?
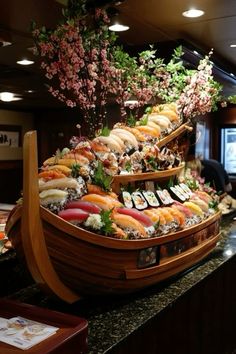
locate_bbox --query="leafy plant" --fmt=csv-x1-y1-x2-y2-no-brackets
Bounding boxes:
100,210,114,235
92,161,113,191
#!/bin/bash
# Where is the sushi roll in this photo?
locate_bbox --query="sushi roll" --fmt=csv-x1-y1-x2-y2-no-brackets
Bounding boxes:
121,191,133,208
169,186,186,202
179,183,193,197
131,192,148,210
156,189,173,205
142,190,160,207
175,185,189,200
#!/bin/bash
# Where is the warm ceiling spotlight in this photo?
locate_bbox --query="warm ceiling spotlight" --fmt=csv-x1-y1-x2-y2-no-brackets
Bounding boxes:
108,23,129,31
0,92,14,102
182,9,205,18
0,92,23,102
108,7,129,32
17,59,34,65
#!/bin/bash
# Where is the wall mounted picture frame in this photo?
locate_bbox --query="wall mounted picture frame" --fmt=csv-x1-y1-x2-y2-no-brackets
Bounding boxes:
0,125,21,148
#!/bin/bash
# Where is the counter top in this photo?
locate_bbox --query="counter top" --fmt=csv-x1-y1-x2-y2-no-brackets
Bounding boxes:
5,213,236,354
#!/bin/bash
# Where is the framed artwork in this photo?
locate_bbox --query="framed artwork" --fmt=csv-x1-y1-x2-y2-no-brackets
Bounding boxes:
0,125,21,147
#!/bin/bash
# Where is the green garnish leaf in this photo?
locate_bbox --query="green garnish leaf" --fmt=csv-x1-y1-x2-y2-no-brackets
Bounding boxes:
124,161,132,172
126,112,136,127
71,163,81,178
138,114,148,126
92,161,113,192
145,106,152,114
100,210,114,235
99,126,110,137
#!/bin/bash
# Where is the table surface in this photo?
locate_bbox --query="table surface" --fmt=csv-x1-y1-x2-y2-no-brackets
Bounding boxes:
5,213,236,354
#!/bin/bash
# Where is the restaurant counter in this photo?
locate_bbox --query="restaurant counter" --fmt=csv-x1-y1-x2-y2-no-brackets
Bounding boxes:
4,213,236,354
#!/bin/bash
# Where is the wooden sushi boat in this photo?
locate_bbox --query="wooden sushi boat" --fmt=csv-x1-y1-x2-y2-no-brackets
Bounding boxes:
6,130,221,303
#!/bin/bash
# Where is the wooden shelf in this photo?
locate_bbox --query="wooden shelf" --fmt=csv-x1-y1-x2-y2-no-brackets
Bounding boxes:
112,163,184,193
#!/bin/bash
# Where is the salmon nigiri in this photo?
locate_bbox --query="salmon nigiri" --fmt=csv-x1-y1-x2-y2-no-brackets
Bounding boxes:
81,194,114,210
111,213,147,237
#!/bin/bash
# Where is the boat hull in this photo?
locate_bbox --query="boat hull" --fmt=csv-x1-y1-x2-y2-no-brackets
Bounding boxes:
6,205,221,296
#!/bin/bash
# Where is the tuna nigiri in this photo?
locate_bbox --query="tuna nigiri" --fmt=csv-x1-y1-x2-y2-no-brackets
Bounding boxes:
58,208,89,223
65,200,101,214
115,207,153,227
173,200,193,217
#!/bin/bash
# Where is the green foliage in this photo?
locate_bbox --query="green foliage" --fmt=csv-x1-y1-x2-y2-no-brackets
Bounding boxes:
126,112,136,127
100,210,115,235
71,163,81,178
227,95,236,104
92,161,113,191
99,126,110,137
137,114,148,126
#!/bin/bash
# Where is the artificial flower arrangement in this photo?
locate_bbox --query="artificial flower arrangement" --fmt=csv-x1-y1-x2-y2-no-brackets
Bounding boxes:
31,0,223,138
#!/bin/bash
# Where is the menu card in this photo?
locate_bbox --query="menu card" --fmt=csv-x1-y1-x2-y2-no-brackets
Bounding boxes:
0,316,59,350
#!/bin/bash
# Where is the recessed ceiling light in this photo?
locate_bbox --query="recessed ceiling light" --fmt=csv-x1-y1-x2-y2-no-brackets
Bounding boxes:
108,23,129,32
230,44,236,48
182,9,205,18
0,92,14,102
0,92,22,102
17,59,34,65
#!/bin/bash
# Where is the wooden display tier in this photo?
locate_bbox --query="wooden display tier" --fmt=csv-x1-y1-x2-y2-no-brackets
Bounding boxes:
5,131,221,304
112,164,185,193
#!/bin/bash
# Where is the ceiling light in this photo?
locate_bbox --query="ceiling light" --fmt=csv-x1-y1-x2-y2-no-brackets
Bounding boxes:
17,59,34,65
0,92,23,102
0,92,14,102
109,23,129,32
182,9,205,18
230,44,236,48
107,7,129,32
